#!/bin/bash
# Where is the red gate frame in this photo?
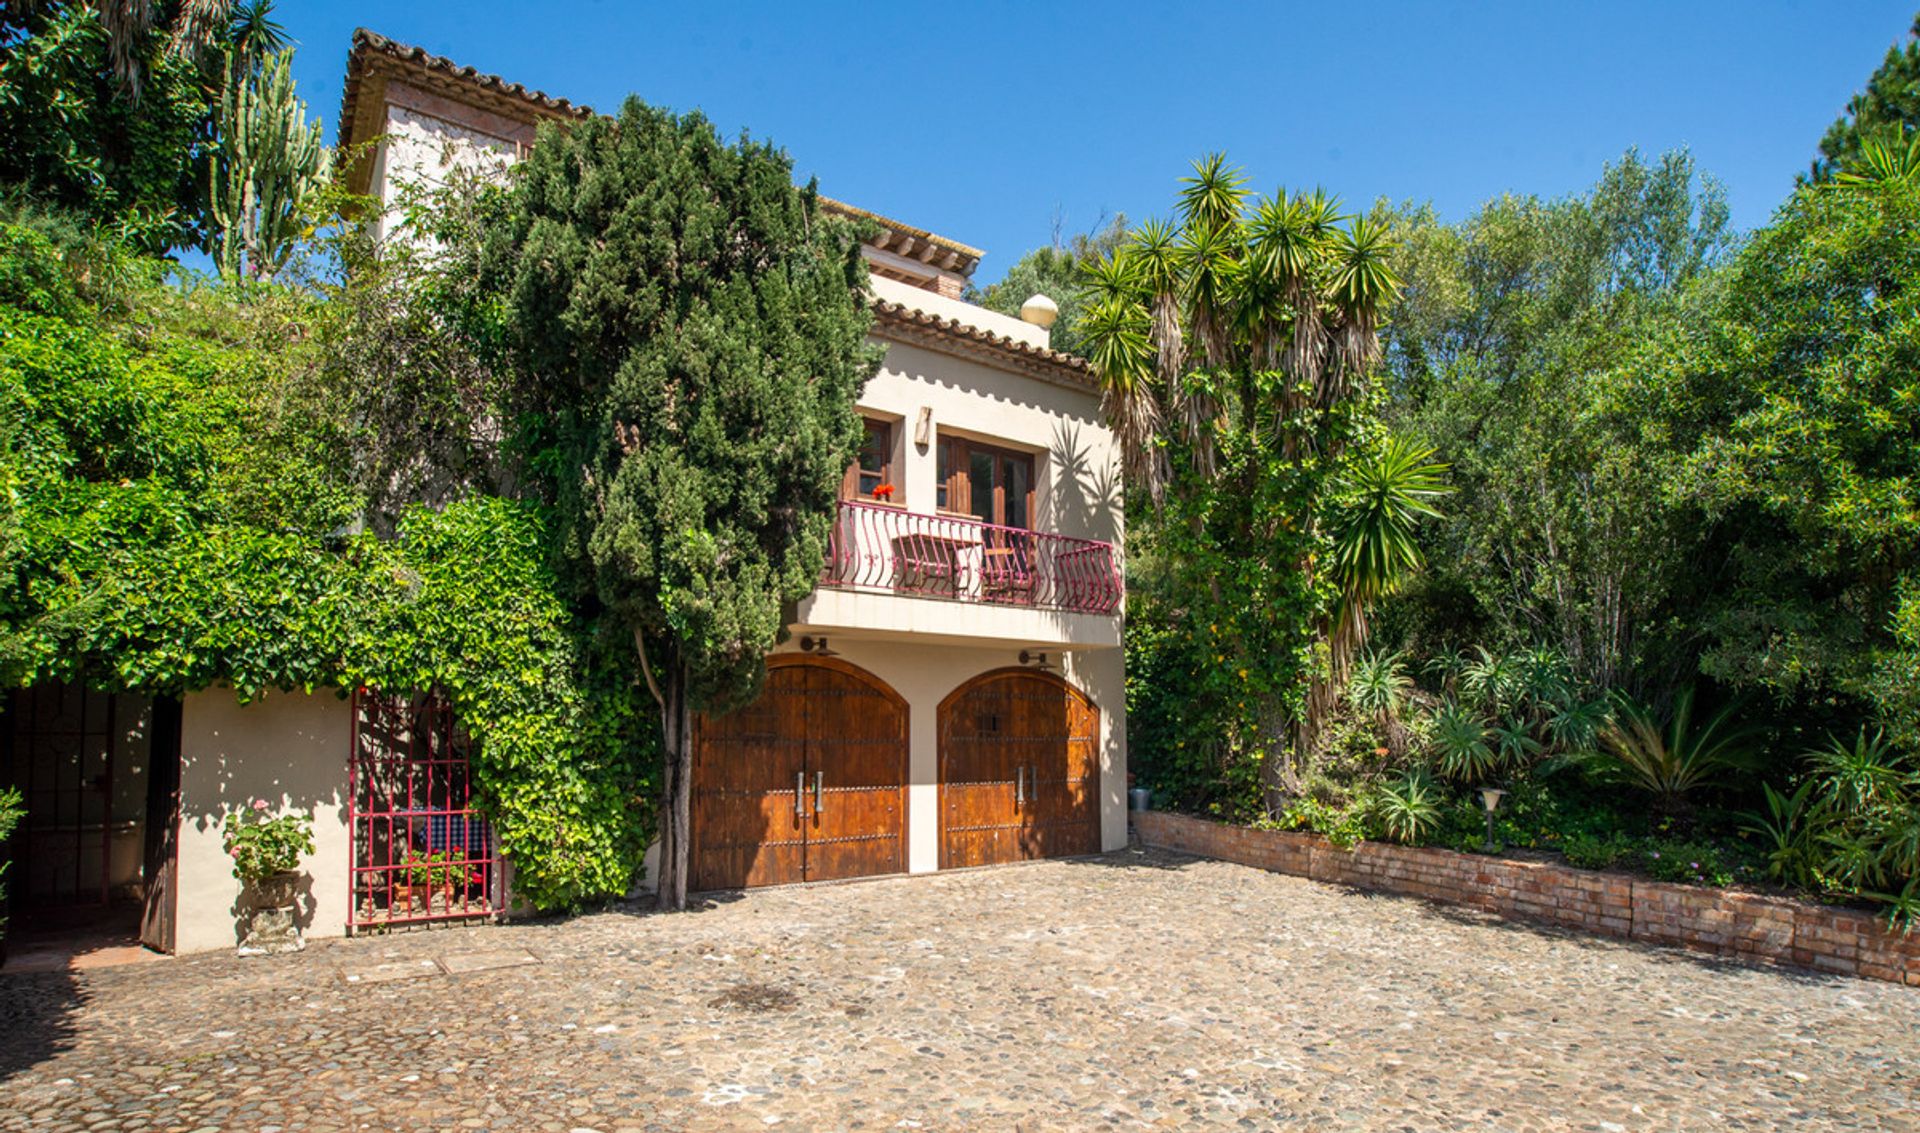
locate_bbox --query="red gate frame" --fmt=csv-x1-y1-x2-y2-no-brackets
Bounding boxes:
346,687,502,932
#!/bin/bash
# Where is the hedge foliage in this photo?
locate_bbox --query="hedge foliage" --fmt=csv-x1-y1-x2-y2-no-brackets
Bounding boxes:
0,218,656,910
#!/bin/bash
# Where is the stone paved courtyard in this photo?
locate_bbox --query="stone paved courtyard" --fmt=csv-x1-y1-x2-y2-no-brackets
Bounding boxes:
2,848,1916,1131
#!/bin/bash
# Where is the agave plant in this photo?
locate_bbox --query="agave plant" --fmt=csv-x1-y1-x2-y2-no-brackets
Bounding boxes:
1740,780,1818,888
1371,769,1443,845
1546,697,1611,754
1820,827,1886,893
1805,729,1910,818
1431,701,1498,783
1491,715,1543,769
1866,877,1920,936
1349,650,1412,721
1459,647,1521,714
1583,690,1755,818
1514,645,1572,720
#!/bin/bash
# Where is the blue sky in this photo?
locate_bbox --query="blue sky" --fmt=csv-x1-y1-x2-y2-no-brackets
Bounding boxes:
284,1,1916,285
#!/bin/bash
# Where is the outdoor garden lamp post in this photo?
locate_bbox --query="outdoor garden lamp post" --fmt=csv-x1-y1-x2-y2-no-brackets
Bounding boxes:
1479,787,1507,853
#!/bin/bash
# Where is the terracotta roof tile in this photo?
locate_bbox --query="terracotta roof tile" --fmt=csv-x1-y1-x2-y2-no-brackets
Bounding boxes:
337,31,985,279
337,27,590,152
870,298,1093,388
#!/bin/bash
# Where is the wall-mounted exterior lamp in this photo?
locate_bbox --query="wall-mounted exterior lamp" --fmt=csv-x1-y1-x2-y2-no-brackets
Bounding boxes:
914,406,932,447
800,635,839,657
1018,650,1053,671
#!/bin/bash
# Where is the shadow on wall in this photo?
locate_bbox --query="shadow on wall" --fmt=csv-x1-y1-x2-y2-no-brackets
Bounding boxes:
181,690,351,945
0,968,89,1078
1045,418,1123,547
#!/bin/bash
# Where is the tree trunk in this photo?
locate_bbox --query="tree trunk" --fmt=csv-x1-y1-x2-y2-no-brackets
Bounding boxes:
655,662,692,910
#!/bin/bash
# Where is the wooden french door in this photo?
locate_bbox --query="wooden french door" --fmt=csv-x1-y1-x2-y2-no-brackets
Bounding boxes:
689,656,908,891
938,669,1100,869
937,436,1034,529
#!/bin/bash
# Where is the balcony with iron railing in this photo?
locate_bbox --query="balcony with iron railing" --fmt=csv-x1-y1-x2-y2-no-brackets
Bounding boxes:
819,500,1122,617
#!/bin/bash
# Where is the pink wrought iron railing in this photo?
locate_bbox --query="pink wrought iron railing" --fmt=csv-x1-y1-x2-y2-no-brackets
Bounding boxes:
821,500,1122,615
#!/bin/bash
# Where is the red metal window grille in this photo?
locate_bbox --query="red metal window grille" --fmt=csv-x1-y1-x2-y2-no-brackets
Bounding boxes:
347,688,501,931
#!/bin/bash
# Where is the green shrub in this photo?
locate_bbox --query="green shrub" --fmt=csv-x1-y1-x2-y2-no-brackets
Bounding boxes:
1741,780,1818,888
1270,795,1375,849
1431,700,1498,782
1370,770,1443,845
0,786,20,941
1639,838,1737,887
1558,690,1755,818
1561,831,1634,870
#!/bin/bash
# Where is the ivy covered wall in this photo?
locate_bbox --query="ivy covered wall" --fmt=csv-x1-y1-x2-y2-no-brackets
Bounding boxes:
0,216,657,911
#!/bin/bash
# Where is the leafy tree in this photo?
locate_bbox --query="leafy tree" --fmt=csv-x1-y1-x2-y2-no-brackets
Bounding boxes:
969,213,1127,355
310,172,505,529
1639,141,1920,734
1377,150,1732,695
1812,15,1920,182
0,3,229,252
481,100,881,910
206,47,327,280
1083,156,1439,812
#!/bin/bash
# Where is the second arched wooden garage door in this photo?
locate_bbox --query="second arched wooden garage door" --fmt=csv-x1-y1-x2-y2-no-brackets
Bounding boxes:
938,668,1100,868
690,656,907,891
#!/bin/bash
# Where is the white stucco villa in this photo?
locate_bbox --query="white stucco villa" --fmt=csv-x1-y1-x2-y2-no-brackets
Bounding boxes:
0,30,1126,957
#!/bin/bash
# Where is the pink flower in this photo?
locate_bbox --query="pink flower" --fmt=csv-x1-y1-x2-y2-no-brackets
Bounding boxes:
229,847,241,858
253,799,270,812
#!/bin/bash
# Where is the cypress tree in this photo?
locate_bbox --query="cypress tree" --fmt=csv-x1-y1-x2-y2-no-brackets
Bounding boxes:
487,98,881,909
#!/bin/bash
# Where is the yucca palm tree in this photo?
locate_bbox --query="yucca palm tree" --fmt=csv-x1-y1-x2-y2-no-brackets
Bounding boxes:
1080,153,1440,812
1328,436,1448,658
1834,132,1920,188
86,0,234,96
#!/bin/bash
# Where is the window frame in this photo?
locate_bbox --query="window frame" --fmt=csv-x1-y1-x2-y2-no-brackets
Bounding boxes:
845,417,898,504
936,435,1036,530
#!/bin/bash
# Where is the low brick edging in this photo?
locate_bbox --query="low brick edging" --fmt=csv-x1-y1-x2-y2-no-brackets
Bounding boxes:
1131,809,1920,987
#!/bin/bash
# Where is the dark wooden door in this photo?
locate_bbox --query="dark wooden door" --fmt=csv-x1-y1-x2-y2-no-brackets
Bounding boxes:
1025,684,1101,858
940,669,1101,868
690,658,907,891
802,662,908,882
938,673,1024,868
690,664,810,891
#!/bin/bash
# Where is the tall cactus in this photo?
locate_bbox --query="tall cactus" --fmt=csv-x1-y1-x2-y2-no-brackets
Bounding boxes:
207,49,328,281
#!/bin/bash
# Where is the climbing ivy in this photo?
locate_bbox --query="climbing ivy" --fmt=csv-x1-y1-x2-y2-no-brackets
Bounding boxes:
1,217,656,911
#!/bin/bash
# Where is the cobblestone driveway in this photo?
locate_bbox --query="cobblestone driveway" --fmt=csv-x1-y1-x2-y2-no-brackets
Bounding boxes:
2,848,1916,1131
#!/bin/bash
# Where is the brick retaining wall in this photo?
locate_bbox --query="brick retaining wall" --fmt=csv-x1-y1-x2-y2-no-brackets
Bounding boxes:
1132,809,1920,987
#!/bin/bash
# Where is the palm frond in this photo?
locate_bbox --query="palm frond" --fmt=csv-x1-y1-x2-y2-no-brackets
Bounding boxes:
1177,153,1249,235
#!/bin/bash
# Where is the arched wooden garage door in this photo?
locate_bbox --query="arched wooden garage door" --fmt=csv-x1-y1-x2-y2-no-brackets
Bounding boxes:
939,668,1100,869
690,656,908,891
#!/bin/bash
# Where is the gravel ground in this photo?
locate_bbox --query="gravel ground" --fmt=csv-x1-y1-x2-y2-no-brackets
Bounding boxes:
1,847,1916,1131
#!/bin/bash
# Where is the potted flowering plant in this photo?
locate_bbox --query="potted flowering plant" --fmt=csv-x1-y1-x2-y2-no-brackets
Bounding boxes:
222,799,315,954
392,850,468,911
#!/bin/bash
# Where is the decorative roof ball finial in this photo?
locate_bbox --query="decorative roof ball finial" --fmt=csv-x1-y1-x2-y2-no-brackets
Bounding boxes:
1019,293,1059,329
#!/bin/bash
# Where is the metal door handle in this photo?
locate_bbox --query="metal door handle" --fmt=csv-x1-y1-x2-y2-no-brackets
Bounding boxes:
814,771,824,816
1016,765,1025,808
795,772,805,817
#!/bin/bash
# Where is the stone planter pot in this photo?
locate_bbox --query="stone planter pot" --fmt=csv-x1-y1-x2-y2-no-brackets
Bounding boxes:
238,870,306,956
